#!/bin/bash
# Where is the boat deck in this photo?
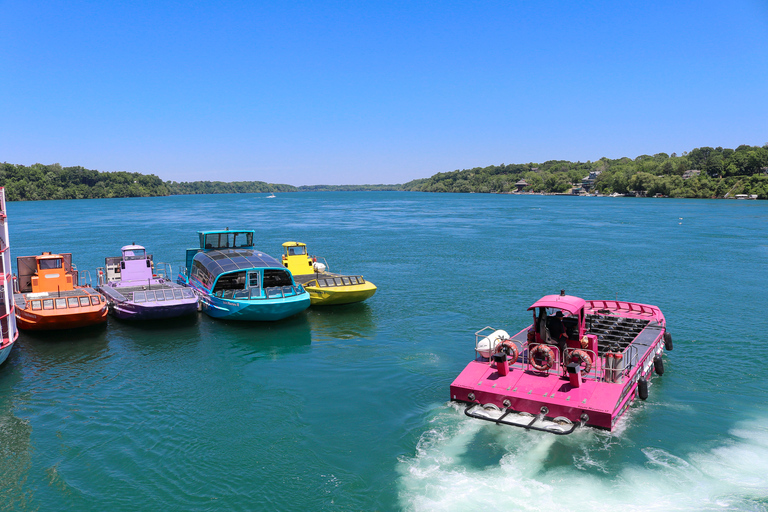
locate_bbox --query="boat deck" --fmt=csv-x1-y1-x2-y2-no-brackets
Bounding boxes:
293,272,368,287
14,288,100,308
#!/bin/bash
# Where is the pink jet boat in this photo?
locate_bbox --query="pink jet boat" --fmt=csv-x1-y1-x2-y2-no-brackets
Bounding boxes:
450,291,673,434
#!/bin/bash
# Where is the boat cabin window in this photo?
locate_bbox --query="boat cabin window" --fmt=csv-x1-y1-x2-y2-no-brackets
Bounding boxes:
39,258,63,270
31,300,42,310
263,269,292,288
213,271,247,294
287,246,306,256
123,249,147,261
204,232,253,250
134,292,146,303
67,297,80,308
79,296,91,306
248,272,259,289
55,298,67,309
173,289,183,300
91,296,101,305
191,260,214,288
43,299,54,310
182,289,195,299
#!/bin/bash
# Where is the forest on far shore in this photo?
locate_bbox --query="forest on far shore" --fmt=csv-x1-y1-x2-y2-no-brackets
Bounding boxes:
2,144,767,201
400,144,768,198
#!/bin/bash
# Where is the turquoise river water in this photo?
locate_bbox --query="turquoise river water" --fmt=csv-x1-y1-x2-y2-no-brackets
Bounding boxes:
1,192,767,511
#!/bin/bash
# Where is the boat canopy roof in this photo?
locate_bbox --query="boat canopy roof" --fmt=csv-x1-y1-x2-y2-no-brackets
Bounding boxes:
282,241,306,248
528,294,586,315
121,244,146,255
193,248,282,277
198,230,255,251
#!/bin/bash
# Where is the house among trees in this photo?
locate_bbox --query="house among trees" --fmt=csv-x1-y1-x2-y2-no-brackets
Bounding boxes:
682,169,701,179
514,179,528,192
581,171,601,191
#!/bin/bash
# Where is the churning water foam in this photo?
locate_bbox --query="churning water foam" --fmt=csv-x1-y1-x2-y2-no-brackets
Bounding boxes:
397,404,768,512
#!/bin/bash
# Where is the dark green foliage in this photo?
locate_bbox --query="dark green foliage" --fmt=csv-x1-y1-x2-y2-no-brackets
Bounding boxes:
0,163,170,201
297,184,402,191
402,144,768,198
3,143,767,201
165,181,297,195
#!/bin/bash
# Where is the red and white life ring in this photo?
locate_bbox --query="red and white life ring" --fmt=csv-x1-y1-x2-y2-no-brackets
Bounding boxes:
570,349,593,374
497,339,519,363
530,344,555,372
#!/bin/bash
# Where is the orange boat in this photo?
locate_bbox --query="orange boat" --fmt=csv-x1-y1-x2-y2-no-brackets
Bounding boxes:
13,252,107,330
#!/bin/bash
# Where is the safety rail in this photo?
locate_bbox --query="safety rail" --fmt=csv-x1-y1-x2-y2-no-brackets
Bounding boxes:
587,300,660,317
77,268,92,288
474,327,621,381
155,262,172,280
212,284,305,301
313,256,330,272
600,344,637,383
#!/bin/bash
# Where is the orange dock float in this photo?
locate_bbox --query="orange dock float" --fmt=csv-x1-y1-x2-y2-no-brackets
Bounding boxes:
13,252,107,330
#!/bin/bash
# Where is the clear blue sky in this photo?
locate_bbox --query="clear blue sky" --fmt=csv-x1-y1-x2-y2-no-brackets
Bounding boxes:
2,1,767,185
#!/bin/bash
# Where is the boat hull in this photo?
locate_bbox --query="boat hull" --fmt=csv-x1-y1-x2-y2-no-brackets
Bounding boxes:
0,339,15,366
111,300,199,320
199,293,310,321
306,281,377,306
15,306,108,331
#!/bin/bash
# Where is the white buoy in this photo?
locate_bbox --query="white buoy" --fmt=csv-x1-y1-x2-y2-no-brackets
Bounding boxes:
476,330,510,358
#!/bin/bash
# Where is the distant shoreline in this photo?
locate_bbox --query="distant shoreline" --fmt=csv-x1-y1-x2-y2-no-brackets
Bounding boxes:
3,143,767,200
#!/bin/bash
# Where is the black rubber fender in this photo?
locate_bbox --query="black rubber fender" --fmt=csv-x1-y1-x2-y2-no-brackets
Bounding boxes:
664,332,673,351
654,355,664,376
638,377,649,400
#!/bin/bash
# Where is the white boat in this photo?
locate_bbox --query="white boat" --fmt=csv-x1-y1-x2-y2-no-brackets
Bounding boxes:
0,188,19,365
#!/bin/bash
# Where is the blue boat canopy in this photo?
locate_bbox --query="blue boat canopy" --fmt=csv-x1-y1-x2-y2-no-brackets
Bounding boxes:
194,249,283,278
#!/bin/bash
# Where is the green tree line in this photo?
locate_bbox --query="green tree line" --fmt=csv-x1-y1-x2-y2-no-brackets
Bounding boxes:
0,163,170,200
3,144,768,201
402,144,768,198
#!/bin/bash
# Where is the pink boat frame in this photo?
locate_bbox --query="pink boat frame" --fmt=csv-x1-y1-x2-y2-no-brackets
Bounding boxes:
450,292,672,434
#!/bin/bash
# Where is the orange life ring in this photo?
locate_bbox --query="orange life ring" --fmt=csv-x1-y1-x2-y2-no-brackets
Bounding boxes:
570,349,593,374
497,340,519,363
530,344,554,371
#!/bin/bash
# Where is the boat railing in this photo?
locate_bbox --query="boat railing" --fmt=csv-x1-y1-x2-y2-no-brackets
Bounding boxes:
214,285,305,301
77,268,92,288
474,328,611,380
155,262,172,280
587,299,660,318
601,345,637,383
178,265,188,278
314,256,330,272
564,347,600,381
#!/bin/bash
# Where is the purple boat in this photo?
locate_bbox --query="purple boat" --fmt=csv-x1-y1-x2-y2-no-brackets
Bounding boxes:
97,244,198,320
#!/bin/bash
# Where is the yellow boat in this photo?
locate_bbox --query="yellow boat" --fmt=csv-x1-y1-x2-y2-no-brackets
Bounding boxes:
281,242,377,306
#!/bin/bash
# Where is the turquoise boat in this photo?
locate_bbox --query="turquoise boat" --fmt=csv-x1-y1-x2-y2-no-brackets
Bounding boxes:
177,229,310,321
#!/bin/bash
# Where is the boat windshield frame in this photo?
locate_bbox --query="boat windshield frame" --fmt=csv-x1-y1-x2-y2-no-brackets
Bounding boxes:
198,230,255,251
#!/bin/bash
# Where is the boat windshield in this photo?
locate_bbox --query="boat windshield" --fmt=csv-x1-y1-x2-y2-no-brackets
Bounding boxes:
123,249,146,260
287,246,306,256
203,232,253,250
212,271,247,294
263,269,293,288
39,258,62,270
